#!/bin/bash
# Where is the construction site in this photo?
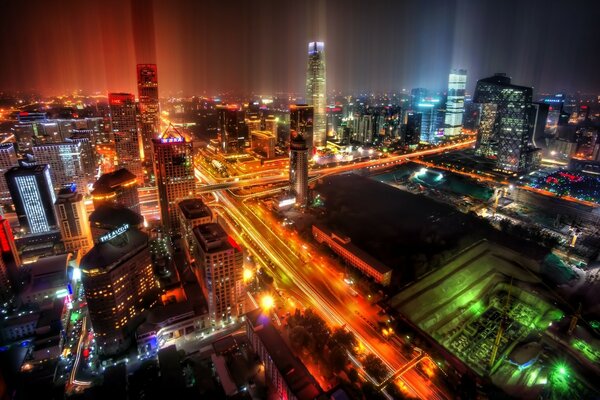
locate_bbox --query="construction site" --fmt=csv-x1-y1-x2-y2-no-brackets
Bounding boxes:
390,240,600,399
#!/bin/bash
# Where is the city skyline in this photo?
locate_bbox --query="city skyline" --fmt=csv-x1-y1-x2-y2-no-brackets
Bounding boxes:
0,0,599,97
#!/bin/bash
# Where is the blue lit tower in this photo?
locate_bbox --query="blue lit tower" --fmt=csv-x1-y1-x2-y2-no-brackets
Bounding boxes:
5,163,57,234
444,69,467,136
306,42,326,149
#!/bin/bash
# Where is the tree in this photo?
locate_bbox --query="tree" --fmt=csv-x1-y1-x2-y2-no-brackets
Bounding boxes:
289,326,311,351
363,354,388,382
331,327,358,354
361,382,386,400
329,345,349,372
347,368,359,383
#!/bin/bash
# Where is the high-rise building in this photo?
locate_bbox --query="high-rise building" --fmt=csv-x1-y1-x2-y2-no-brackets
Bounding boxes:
67,133,96,179
137,64,160,161
410,88,428,109
0,143,18,202
250,131,276,159
217,105,247,154
5,163,57,234
152,126,195,232
415,98,444,142
81,224,157,355
108,93,143,182
264,114,278,137
177,198,213,262
92,168,140,215
474,73,540,174
32,142,88,193
0,216,19,306
289,105,312,206
444,69,467,136
306,42,326,148
404,112,422,146
54,185,93,253
192,223,244,324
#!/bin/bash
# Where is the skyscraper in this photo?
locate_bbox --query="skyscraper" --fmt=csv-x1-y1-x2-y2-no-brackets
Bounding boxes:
92,168,140,215
474,73,540,174
137,64,160,161
108,93,143,182
306,42,326,148
55,185,93,253
5,163,57,234
32,142,88,193
192,223,244,324
217,105,247,154
444,69,467,136
289,105,312,206
152,126,195,232
0,143,18,202
80,224,157,355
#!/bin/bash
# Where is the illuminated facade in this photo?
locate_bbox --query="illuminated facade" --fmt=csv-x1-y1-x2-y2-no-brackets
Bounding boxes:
192,223,244,324
444,69,467,136
217,105,247,154
137,64,160,161
250,130,276,159
81,226,157,355
108,93,143,182
306,42,326,148
152,127,195,232
289,105,312,206
32,142,88,194
54,186,93,253
0,143,18,202
67,134,96,180
177,198,213,262
5,164,57,234
92,168,140,214
474,73,539,174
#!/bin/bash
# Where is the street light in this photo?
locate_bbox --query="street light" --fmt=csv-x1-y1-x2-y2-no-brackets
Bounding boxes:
243,268,253,283
260,295,274,311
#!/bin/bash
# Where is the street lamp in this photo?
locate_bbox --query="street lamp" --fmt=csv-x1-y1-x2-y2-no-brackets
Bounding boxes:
260,295,274,311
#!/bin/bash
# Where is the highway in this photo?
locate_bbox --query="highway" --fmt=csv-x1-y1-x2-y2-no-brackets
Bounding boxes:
192,142,472,398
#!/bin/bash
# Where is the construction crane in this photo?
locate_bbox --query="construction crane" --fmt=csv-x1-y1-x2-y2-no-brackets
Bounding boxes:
489,277,513,371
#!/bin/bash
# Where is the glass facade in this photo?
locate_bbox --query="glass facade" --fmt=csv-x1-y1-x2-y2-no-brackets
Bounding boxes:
306,42,326,148
444,69,467,136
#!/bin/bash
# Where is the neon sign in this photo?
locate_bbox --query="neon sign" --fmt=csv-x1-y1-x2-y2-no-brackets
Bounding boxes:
160,137,184,144
99,224,129,243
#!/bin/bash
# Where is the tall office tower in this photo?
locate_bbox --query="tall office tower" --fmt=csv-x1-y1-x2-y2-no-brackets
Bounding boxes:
306,42,326,148
32,142,88,193
404,112,422,145
410,88,428,109
444,69,467,136
137,64,160,161
0,216,19,306
217,105,247,154
192,223,244,324
264,114,277,137
152,126,195,232
474,73,539,174
81,225,157,355
177,198,213,262
54,186,93,253
108,93,143,182
68,133,96,179
0,143,18,202
415,98,444,142
245,113,261,135
5,164,57,234
289,105,312,206
92,168,140,214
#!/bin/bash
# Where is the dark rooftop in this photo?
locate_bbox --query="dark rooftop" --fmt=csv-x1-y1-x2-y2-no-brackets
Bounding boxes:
193,223,241,254
246,308,322,400
89,204,143,229
178,198,212,220
81,228,148,271
92,168,136,195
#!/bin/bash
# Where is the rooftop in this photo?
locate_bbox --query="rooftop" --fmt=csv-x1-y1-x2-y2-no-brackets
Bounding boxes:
178,198,212,220
246,308,322,400
92,168,137,194
193,223,241,254
89,204,143,228
81,227,148,272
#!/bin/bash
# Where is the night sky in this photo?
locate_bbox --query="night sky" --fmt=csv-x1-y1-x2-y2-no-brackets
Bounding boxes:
0,0,598,97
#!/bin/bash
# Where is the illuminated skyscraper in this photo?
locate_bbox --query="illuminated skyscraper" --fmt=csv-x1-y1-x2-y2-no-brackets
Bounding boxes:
32,142,88,193
81,225,157,355
54,185,93,253
444,69,467,136
137,64,160,161
289,105,312,206
92,168,140,215
192,223,244,324
217,105,247,154
108,93,143,182
5,163,57,234
0,143,18,202
152,126,195,232
474,73,540,174
306,42,326,148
